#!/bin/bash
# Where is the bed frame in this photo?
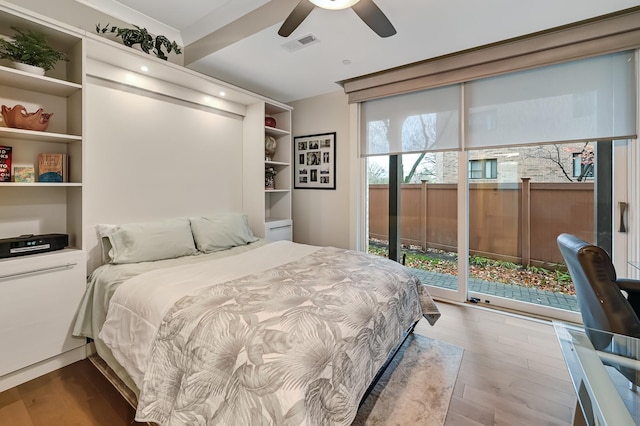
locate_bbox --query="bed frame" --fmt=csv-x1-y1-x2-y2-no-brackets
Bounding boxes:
359,320,419,407
89,319,420,414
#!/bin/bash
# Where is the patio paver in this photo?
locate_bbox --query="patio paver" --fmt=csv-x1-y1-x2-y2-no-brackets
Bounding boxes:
410,268,580,312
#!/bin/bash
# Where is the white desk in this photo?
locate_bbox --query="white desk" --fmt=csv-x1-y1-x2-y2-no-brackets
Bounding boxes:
554,321,640,425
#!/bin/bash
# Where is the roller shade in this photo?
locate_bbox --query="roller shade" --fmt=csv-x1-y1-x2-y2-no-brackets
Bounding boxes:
465,50,637,148
361,84,461,157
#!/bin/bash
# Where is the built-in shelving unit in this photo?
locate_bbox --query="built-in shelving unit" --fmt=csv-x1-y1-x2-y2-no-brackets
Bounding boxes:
0,4,86,393
0,8,84,244
243,101,293,241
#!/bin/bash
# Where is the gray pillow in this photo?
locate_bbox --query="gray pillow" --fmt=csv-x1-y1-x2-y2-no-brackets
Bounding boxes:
96,223,117,264
190,213,258,253
107,217,198,264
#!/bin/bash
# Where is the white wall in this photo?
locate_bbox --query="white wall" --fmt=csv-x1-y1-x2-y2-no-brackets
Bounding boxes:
290,91,356,249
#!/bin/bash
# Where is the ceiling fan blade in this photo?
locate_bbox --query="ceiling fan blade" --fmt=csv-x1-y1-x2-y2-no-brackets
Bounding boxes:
351,0,396,38
278,0,316,37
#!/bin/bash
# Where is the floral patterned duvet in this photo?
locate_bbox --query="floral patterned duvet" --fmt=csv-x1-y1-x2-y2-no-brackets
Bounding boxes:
132,245,440,426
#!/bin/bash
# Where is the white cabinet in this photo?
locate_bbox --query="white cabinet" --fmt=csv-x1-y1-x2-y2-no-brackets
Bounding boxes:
265,218,293,242
0,250,86,391
243,101,293,240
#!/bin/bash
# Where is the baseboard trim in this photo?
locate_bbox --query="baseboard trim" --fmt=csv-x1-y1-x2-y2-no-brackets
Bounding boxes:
0,346,86,392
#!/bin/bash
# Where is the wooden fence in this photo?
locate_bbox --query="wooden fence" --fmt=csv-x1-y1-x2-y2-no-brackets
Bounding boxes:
369,180,594,265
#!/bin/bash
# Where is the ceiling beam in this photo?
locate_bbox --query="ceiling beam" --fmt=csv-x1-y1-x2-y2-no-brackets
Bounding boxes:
184,0,301,65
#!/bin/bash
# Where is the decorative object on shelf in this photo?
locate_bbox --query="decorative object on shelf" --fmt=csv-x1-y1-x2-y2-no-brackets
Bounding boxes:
294,132,337,190
1,104,53,131
0,145,11,182
38,153,64,183
265,166,278,190
265,135,277,161
12,164,35,183
265,116,277,128
0,27,68,73
13,62,44,75
96,24,182,61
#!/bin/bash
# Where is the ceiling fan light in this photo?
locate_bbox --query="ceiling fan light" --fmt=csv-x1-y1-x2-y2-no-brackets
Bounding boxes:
309,0,361,10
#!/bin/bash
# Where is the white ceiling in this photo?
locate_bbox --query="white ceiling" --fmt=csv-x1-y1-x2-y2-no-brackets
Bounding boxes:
83,0,640,103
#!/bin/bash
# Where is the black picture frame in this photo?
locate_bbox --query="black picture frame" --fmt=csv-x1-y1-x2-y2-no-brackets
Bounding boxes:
294,132,336,190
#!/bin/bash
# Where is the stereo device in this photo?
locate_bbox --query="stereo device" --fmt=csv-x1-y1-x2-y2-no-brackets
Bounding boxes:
0,233,69,258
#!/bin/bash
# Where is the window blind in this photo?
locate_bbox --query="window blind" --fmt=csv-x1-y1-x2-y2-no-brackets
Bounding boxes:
361,84,460,157
465,50,637,148
361,50,636,157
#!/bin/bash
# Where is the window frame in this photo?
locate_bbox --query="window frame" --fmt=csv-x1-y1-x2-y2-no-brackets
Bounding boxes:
468,158,497,179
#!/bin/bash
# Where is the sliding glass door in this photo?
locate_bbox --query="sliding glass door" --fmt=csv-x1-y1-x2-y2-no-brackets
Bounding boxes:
367,153,462,299
362,49,636,320
464,142,621,320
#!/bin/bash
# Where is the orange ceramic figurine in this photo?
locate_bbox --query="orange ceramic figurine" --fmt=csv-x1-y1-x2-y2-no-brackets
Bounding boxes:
1,104,53,131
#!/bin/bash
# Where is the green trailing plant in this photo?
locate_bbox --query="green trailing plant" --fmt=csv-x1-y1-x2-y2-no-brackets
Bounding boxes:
0,27,68,71
96,24,182,61
555,269,572,283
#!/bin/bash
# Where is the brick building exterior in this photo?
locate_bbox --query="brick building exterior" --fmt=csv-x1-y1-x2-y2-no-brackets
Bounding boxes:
429,143,593,184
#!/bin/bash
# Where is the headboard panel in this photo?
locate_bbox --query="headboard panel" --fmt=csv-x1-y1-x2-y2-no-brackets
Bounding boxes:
84,77,245,273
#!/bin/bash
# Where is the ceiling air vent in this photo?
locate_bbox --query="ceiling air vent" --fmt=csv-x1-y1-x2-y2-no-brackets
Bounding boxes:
281,33,320,53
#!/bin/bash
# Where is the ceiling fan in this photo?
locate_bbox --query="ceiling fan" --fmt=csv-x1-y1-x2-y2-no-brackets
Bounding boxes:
278,0,396,38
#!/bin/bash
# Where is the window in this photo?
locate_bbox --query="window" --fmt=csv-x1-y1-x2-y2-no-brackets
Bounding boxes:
468,159,497,179
572,153,594,180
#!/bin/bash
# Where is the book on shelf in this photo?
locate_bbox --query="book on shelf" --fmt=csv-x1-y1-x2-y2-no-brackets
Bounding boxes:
0,145,11,182
38,153,66,183
13,164,35,183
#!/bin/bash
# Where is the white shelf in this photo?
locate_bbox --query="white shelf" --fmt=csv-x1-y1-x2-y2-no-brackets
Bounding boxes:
265,160,289,166
265,217,291,223
0,66,81,96
0,182,81,187
265,126,290,136
0,127,81,143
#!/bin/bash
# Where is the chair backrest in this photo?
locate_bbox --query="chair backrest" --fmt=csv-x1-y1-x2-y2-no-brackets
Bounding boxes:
557,233,640,350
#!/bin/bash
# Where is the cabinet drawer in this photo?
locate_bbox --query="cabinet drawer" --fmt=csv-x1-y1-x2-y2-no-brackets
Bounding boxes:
0,250,86,376
265,220,292,242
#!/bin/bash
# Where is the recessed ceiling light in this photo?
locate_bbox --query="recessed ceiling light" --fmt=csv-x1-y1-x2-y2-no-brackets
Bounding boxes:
140,65,149,72
219,91,226,97
342,59,352,65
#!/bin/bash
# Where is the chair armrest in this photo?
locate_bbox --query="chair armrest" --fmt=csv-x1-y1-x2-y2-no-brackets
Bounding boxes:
616,279,640,294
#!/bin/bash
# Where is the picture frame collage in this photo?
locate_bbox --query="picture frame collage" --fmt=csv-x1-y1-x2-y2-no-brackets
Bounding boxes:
294,132,336,190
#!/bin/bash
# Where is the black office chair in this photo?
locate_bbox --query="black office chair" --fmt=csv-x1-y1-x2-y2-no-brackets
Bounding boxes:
557,233,640,385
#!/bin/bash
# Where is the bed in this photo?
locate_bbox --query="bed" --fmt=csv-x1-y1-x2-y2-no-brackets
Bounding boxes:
73,214,440,426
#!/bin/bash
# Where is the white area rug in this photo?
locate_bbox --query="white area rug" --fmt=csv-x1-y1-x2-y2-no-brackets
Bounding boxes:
352,333,463,426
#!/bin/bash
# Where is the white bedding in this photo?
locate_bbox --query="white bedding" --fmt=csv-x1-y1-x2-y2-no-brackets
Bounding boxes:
99,240,321,388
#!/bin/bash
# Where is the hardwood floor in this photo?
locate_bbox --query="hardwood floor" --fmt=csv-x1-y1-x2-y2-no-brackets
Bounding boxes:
0,357,146,426
0,301,576,426
415,301,575,426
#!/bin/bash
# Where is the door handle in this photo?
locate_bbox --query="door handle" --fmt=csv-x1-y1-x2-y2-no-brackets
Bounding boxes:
619,201,628,233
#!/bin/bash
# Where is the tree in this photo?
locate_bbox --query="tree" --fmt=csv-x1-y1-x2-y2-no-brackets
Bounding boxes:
400,114,437,182
367,160,388,184
365,112,445,184
523,142,594,182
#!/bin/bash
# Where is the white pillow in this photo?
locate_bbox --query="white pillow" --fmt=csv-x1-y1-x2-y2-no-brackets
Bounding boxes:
190,213,258,253
106,218,198,264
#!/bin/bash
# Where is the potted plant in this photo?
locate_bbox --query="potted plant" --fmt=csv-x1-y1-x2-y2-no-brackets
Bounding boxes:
0,27,68,75
96,24,182,61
